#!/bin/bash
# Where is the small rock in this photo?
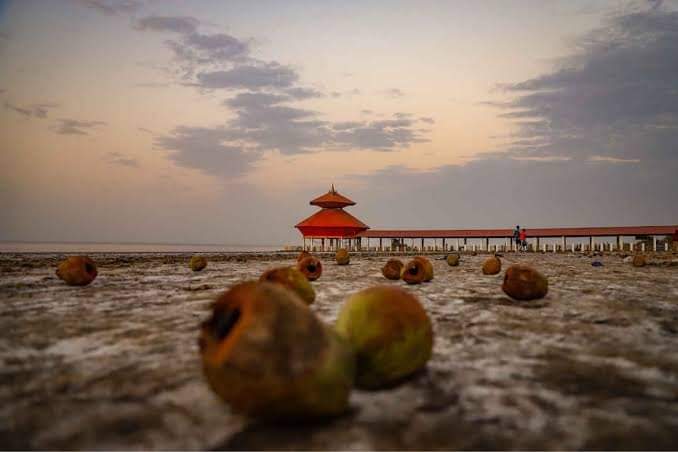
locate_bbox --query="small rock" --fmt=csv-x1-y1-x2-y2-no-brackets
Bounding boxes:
592,261,603,267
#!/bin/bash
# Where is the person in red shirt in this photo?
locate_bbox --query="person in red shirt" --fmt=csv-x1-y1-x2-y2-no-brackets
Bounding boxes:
519,228,527,251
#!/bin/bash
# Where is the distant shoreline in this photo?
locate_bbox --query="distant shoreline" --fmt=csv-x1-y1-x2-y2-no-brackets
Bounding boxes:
0,241,288,254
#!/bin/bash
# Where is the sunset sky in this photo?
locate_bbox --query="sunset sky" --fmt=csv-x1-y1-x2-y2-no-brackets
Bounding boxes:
1,0,677,246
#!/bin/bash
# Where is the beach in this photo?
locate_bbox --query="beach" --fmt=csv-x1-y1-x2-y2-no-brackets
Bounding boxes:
1,251,678,449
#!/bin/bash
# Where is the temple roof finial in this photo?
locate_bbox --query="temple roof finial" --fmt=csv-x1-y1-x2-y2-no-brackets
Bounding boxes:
331,183,335,193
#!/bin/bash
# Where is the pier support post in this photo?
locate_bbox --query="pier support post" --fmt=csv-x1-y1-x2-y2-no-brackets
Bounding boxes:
484,237,489,251
536,237,540,251
653,236,657,252
379,238,382,252
562,236,566,251
442,238,446,251
641,242,646,252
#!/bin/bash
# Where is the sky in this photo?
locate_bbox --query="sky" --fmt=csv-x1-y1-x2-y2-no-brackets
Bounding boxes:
0,0,677,246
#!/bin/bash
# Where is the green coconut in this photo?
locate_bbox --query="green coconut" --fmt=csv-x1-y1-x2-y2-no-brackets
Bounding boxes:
336,248,350,265
446,254,460,267
199,282,355,419
260,267,316,305
190,255,208,271
335,285,433,389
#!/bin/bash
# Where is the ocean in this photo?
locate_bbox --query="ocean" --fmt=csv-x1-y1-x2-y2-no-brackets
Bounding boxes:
0,242,285,253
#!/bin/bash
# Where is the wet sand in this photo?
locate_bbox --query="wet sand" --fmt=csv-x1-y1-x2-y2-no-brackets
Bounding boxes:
1,251,678,450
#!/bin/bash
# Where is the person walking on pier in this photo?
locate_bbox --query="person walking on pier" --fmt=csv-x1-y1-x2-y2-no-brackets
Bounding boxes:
512,225,520,250
519,228,527,251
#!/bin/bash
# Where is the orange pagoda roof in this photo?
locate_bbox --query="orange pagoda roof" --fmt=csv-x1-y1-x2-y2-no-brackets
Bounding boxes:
296,186,369,237
310,184,356,208
296,208,369,230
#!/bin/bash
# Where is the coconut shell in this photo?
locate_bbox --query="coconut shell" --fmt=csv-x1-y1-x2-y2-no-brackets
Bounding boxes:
482,256,501,275
632,255,646,267
382,259,404,280
260,267,316,305
297,251,312,263
501,264,548,300
297,256,323,281
413,256,434,281
55,256,98,286
401,259,427,285
199,282,355,419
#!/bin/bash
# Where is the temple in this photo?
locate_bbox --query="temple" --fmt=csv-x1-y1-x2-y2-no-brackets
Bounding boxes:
295,185,369,251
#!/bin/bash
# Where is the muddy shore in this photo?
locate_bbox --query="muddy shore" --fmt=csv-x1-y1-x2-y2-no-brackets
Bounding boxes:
1,251,678,450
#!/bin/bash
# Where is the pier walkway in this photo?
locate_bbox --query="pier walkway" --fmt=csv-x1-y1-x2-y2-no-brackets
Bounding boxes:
350,225,678,253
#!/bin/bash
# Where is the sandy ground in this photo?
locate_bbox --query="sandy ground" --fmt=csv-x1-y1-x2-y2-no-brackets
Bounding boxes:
1,251,678,450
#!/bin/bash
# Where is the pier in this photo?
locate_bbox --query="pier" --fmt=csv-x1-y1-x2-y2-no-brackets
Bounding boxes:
356,225,678,253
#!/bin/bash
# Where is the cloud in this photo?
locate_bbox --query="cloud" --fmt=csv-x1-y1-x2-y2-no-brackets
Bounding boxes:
156,93,432,177
338,3,678,232
284,86,324,100
419,116,435,124
75,0,141,16
348,157,678,230
588,155,641,163
183,32,249,61
154,126,259,177
196,62,298,90
4,101,57,118
332,117,429,150
107,152,139,167
134,15,250,78
221,93,430,154
55,119,106,135
383,88,405,98
134,16,200,34
494,5,678,163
